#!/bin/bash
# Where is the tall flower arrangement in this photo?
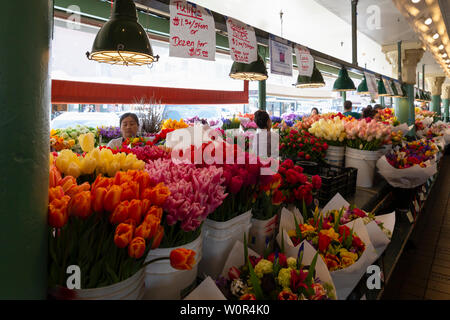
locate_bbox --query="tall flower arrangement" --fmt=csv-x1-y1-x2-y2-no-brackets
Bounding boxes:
344,118,391,150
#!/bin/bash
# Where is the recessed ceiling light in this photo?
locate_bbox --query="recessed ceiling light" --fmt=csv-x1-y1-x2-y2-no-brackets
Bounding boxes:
439,44,444,50
443,53,448,58
425,18,432,25
412,0,421,3
446,59,450,63
433,33,440,40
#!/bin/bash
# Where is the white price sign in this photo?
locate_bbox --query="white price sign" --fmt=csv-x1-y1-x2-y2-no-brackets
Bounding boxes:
383,77,394,96
365,72,378,99
169,0,216,61
294,45,314,77
226,18,257,64
269,35,293,76
394,81,403,96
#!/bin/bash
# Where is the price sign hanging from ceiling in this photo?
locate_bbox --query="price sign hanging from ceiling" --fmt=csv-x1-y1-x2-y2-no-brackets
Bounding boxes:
294,45,314,77
169,0,216,61
226,17,257,64
269,35,293,76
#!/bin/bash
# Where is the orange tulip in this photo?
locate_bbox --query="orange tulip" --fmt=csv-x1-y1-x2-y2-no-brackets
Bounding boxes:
140,188,152,201
120,181,140,202
49,166,62,188
65,182,90,198
110,201,129,225
68,191,92,219
59,176,77,193
170,248,196,270
49,186,65,203
145,206,163,221
92,175,112,192
149,183,170,206
114,223,134,248
128,237,146,259
48,196,70,228
135,214,160,239
151,225,164,249
141,199,151,214
113,171,132,186
136,172,151,191
104,185,123,212
128,199,143,225
91,187,107,213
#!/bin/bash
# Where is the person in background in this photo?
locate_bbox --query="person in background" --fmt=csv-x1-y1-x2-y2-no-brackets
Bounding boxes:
252,110,278,159
107,113,140,150
342,100,361,119
311,107,319,116
362,105,376,119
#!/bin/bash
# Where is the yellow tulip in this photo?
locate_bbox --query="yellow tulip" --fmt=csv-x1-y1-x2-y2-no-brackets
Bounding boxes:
106,160,121,177
55,155,70,173
65,161,82,178
100,148,114,163
78,133,95,153
90,148,101,162
80,156,97,175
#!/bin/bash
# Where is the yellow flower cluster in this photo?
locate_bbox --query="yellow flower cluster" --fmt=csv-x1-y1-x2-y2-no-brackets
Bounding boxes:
277,268,292,288
254,259,273,278
54,148,145,179
308,118,346,143
161,119,189,130
339,248,358,268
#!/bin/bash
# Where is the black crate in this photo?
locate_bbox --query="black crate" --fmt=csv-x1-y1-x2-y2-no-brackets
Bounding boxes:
312,163,358,206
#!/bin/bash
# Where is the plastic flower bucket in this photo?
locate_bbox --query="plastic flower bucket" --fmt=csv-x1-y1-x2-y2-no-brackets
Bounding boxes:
143,232,203,300
48,268,145,300
248,215,278,255
324,146,345,167
345,147,381,188
198,210,252,279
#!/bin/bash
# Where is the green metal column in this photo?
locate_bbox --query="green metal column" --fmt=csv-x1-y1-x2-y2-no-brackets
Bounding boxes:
443,98,449,122
380,96,385,107
0,1,51,299
405,84,415,135
258,80,266,111
341,92,347,110
431,95,441,116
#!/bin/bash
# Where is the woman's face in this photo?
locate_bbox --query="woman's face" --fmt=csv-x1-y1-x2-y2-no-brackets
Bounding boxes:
120,116,138,139
311,109,318,115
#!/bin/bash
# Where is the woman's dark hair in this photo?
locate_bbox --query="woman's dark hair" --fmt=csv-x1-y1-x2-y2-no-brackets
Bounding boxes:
120,112,139,127
362,106,376,119
373,104,383,111
311,107,319,115
254,110,270,129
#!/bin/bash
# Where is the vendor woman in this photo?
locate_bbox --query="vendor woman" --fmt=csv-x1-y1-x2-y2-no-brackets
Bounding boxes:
107,113,140,150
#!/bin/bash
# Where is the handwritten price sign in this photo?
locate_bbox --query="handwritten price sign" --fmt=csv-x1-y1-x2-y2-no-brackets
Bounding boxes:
226,18,257,64
294,45,314,77
169,0,216,61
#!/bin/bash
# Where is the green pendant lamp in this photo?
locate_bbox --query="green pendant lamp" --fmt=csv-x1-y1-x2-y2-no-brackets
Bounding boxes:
229,55,268,81
295,64,325,88
420,90,427,102
357,75,370,95
415,89,423,102
332,66,356,91
378,79,389,96
86,0,159,66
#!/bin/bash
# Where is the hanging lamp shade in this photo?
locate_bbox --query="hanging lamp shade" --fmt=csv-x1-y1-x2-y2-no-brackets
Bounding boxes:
377,79,389,96
426,92,432,101
332,67,356,91
420,90,427,102
86,0,158,66
295,64,325,88
229,55,268,81
415,89,422,102
357,75,370,95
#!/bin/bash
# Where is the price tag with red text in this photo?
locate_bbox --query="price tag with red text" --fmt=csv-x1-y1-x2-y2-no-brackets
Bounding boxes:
226,18,257,64
294,45,314,77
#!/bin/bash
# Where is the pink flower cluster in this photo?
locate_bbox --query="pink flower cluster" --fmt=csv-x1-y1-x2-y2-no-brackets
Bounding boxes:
344,119,391,150
129,145,170,163
145,159,227,231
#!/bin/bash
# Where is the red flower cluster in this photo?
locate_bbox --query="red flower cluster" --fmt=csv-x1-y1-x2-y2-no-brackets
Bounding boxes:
278,159,322,206
279,128,328,163
152,128,175,145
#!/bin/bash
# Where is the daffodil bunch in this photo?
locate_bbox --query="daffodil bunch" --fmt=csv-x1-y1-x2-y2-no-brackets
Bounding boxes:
161,118,189,130
308,117,346,146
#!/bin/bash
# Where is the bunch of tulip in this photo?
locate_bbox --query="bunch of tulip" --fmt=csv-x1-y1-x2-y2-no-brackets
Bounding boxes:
279,128,328,162
47,164,199,291
54,147,145,180
251,173,285,220
161,118,189,130
385,139,438,169
390,130,404,145
222,117,241,130
277,159,322,209
415,107,436,118
288,209,366,272
344,118,391,151
241,120,258,131
152,128,175,145
294,114,321,130
145,158,227,246
237,112,255,121
308,117,346,147
377,108,399,126
51,125,99,151
217,243,335,300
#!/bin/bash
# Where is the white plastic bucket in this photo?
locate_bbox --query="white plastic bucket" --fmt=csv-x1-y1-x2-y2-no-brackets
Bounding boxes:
248,215,278,255
345,147,381,188
143,233,203,300
49,268,145,300
324,145,345,167
199,210,252,279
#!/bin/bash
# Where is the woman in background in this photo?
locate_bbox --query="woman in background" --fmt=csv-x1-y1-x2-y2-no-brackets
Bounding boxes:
107,113,140,150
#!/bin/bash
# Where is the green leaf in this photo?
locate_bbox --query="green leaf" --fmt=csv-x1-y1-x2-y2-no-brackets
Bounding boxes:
244,232,249,266
302,199,308,222
248,260,264,300
318,214,323,231
292,212,302,241
305,251,319,285
281,229,285,254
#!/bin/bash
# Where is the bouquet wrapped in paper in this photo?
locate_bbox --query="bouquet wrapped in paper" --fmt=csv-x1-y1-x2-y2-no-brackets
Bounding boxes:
377,139,438,188
276,206,378,299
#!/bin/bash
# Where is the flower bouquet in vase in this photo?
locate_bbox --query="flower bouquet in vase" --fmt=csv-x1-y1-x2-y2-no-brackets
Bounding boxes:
144,158,227,299
47,162,195,300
